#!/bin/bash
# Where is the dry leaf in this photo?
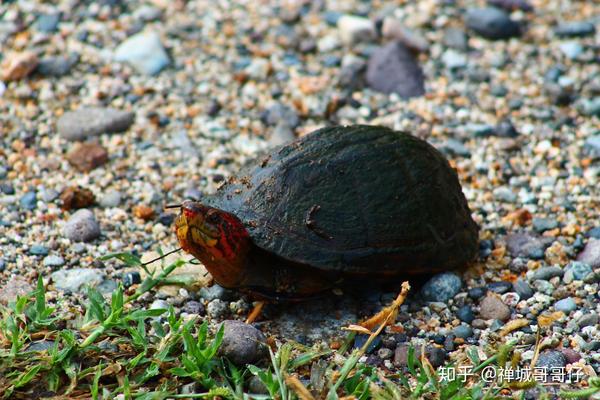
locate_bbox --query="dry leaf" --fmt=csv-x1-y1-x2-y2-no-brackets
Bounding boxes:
358,281,410,331
285,375,316,400
537,311,564,328
500,318,529,337
342,325,373,335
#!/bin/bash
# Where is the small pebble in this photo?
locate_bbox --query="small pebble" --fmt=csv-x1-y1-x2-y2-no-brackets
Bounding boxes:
465,8,521,40
99,190,122,208
577,238,600,268
559,41,584,60
199,284,237,301
452,324,474,339
487,281,512,294
532,218,558,233
122,271,142,288
20,192,37,210
57,107,134,141
1,51,38,81
554,297,577,313
577,312,598,328
366,42,425,99
66,143,109,172
29,245,49,256
51,268,104,292
513,279,534,300
535,351,566,382
456,305,475,323
468,287,487,300
555,21,595,38
421,272,462,303
34,13,60,32
479,295,511,321
182,300,205,315
218,320,268,365
206,299,228,319
563,261,592,283
0,276,33,304
533,266,564,281
394,344,446,368
114,31,170,75
63,209,101,242
444,28,468,51
337,15,376,45
43,255,65,267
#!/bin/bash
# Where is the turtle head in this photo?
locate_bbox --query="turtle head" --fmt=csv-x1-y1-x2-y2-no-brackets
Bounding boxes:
175,200,250,288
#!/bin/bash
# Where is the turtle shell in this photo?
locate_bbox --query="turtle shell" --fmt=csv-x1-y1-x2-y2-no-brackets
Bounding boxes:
208,125,478,275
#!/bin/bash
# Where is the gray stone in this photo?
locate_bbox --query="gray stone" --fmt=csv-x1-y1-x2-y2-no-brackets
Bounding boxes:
563,261,593,283
218,320,268,365
34,13,60,33
442,49,467,69
532,218,558,233
150,299,169,311
29,245,49,256
554,297,577,313
505,232,552,259
453,324,474,339
0,276,33,305
114,31,170,75
444,28,468,51
39,188,59,202
27,340,56,352
37,54,78,77
268,122,295,148
366,42,425,99
377,348,393,360
248,375,269,394
394,344,446,368
57,107,134,141
199,284,236,301
381,18,429,53
133,5,162,22
337,15,376,45
577,312,598,328
20,191,37,210
581,99,600,118
577,238,600,268
442,139,471,157
456,305,475,323
513,279,534,300
43,255,65,267
466,8,521,40
262,103,299,128
206,299,228,319
51,268,104,292
182,300,205,315
559,41,584,60
63,209,101,242
488,0,533,12
99,190,122,208
535,351,566,382
555,21,596,38
479,295,511,321
533,266,564,281
493,187,517,203
421,272,462,303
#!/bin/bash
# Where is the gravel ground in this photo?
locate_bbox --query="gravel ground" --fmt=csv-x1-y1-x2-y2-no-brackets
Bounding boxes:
0,0,599,396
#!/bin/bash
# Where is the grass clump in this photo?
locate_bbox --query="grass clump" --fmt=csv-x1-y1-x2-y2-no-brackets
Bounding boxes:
0,252,595,399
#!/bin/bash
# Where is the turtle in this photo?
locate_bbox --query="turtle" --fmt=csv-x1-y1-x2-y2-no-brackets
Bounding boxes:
174,125,479,300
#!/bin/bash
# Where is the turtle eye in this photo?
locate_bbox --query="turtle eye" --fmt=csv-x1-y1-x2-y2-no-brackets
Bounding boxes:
205,210,220,225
